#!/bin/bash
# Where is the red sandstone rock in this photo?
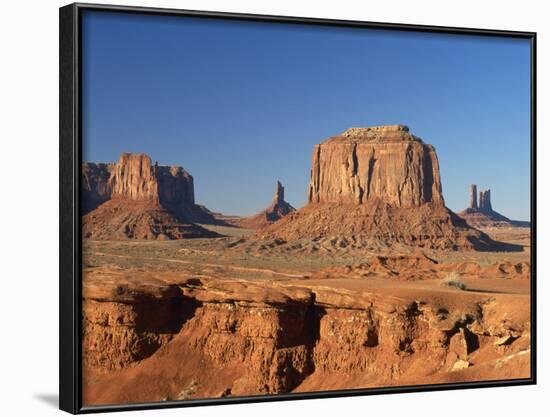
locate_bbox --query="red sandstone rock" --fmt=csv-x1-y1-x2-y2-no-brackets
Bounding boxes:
469,184,478,209
262,126,495,250
111,153,160,201
82,153,217,240
308,125,444,208
82,199,218,240
239,181,295,229
81,162,115,214
81,270,530,404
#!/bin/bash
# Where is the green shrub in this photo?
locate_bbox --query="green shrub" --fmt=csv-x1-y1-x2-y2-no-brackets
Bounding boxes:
441,272,467,290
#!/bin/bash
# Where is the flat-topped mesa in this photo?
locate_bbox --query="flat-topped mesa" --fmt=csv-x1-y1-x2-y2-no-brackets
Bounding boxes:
337,125,420,143
81,153,214,240
82,153,195,209
308,125,444,208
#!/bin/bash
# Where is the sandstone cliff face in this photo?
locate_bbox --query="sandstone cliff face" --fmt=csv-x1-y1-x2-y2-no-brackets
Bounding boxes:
81,163,115,214
308,125,444,208
82,271,530,404
83,153,196,208
111,153,160,201
82,153,216,240
158,166,195,208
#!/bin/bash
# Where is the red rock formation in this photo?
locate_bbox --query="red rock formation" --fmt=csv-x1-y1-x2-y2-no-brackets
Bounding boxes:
82,271,530,404
469,184,478,209
158,166,195,207
111,153,160,201
239,181,295,229
264,125,495,250
82,199,217,240
459,185,530,228
81,162,115,214
82,153,218,240
308,125,444,208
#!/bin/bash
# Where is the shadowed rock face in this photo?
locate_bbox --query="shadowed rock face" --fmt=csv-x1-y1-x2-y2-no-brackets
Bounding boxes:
308,125,444,208
81,162,115,214
469,184,478,209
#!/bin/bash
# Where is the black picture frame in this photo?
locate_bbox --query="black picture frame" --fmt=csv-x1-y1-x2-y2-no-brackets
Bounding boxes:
59,3,537,414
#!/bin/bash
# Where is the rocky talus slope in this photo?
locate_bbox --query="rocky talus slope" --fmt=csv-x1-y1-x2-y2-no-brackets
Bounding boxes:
262,125,497,250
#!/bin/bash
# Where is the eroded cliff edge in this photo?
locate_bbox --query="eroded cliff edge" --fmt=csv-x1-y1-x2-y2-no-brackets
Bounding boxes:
82,267,531,404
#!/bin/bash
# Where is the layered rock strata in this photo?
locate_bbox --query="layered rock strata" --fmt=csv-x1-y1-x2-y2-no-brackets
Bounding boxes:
82,270,530,404
81,162,115,214
82,153,218,240
308,125,444,208
264,125,496,250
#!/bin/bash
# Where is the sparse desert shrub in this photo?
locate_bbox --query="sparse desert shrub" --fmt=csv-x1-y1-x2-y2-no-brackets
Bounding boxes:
441,272,467,290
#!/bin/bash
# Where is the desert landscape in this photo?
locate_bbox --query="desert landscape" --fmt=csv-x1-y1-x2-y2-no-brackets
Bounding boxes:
81,125,531,406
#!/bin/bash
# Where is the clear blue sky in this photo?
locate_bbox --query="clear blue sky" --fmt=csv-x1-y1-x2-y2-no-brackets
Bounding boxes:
82,11,531,219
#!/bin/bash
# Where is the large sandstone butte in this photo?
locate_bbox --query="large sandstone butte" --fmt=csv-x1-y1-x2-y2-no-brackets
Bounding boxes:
82,153,218,240
458,184,530,228
263,125,496,250
308,125,444,207
239,181,295,229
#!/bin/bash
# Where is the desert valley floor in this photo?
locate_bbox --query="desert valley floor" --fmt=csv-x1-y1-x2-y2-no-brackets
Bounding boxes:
82,225,531,405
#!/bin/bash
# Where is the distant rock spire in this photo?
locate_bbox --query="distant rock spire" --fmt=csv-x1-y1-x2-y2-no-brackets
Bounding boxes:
274,180,284,205
469,184,478,209
478,189,492,212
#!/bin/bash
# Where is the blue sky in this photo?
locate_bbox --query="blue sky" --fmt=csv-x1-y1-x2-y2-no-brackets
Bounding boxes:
82,11,531,219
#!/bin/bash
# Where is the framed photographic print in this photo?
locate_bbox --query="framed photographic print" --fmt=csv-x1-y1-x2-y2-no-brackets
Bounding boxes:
59,3,536,414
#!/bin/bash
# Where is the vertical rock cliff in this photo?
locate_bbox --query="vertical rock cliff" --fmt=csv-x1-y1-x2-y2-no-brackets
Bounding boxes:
111,153,160,201
82,153,216,240
469,184,478,209
307,125,444,208
81,162,115,214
